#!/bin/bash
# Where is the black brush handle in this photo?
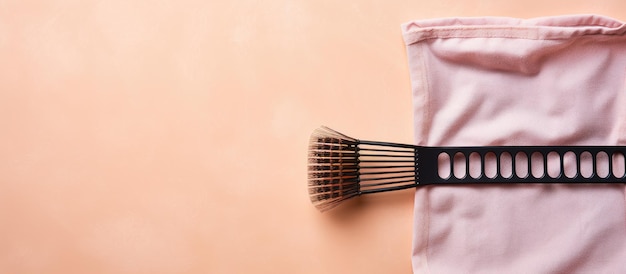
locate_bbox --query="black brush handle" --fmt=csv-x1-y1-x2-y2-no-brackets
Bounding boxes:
418,146,626,184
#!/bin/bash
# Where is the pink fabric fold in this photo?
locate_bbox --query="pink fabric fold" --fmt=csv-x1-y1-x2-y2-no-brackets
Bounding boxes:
403,14,626,273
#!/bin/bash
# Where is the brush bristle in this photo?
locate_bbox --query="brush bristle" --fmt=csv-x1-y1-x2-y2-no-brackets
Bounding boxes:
307,126,360,212
308,127,419,211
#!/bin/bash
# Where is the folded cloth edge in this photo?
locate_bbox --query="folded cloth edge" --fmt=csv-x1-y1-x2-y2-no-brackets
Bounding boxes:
402,14,626,45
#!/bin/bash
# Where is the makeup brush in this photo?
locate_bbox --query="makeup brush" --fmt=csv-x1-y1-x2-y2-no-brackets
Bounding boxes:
307,126,626,211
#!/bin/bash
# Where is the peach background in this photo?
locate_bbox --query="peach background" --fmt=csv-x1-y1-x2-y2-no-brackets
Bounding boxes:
0,1,625,273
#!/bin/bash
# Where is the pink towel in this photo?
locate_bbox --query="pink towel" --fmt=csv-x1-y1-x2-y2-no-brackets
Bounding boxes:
402,15,626,273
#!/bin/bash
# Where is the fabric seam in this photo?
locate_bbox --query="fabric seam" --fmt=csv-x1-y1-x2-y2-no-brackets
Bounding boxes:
419,44,432,146
417,42,432,274
621,68,626,230
403,31,626,46
403,25,626,34
424,189,431,274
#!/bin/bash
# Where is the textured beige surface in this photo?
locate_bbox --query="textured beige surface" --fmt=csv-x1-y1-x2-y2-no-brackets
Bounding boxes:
0,1,624,273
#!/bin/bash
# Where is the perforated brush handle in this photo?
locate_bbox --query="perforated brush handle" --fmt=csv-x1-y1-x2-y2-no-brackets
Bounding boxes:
418,146,626,185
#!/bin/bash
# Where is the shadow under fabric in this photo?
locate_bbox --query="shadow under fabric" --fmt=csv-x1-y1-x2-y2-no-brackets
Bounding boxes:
402,15,626,273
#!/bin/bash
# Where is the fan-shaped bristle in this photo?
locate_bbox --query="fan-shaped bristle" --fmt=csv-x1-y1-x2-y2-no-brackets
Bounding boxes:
308,126,360,211
308,126,419,211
